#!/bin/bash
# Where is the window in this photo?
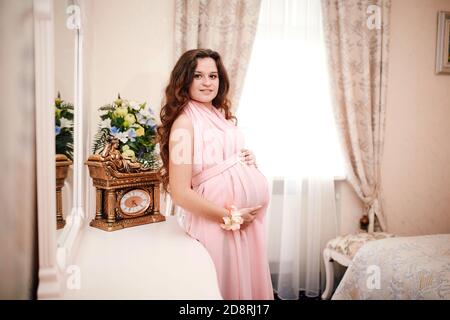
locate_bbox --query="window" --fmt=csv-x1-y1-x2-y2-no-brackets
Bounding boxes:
237,0,345,179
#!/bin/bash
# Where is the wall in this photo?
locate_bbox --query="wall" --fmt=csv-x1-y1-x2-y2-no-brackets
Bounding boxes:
336,180,364,235
86,0,175,111
83,0,176,217
0,0,37,299
381,0,450,235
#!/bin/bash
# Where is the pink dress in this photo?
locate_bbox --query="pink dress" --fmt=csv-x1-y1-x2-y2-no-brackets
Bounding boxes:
178,99,274,300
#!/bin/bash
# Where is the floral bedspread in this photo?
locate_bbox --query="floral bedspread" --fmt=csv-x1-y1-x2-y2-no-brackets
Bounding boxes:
332,234,450,300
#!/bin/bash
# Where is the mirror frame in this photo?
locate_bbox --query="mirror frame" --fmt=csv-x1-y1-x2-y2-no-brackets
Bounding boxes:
36,0,86,298
55,0,85,272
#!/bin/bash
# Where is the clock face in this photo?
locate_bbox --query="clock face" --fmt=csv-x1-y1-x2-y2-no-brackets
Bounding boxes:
119,189,151,216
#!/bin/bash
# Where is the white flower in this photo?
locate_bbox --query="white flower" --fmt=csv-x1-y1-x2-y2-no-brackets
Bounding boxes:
220,207,243,231
221,216,242,231
136,112,146,125
129,100,141,111
99,118,111,129
140,108,153,118
121,100,129,108
59,117,72,129
112,131,128,143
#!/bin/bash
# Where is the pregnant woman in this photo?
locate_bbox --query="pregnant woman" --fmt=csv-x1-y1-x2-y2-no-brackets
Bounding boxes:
158,49,273,300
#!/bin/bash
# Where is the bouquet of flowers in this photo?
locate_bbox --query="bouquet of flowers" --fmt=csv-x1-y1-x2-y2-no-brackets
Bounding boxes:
55,92,74,161
92,94,160,170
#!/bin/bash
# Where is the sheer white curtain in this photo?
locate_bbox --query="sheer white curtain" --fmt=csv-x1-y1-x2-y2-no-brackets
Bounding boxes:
237,0,345,299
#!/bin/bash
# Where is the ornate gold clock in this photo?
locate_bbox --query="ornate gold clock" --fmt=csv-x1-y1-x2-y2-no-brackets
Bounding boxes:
85,139,165,232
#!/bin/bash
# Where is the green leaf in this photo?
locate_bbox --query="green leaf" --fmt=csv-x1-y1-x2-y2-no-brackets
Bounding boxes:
98,104,115,112
92,127,110,154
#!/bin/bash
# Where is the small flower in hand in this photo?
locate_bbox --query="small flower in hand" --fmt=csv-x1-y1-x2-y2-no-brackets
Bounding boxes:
220,205,244,231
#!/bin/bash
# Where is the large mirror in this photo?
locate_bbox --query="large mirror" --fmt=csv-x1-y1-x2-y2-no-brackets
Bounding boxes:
36,0,86,298
54,0,86,277
54,0,75,236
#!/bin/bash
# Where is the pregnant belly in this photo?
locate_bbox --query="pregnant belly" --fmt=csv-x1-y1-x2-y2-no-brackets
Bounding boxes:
197,162,270,211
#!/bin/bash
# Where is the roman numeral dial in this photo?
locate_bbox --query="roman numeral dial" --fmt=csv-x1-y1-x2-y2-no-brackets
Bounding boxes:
119,189,151,216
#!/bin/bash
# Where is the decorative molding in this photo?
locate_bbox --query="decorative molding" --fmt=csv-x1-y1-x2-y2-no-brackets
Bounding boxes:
34,0,61,299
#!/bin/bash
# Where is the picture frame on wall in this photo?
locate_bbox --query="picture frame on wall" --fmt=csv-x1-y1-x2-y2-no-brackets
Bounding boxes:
436,11,450,74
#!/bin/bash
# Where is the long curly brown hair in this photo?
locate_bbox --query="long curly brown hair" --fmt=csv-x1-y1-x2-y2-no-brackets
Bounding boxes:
157,49,236,194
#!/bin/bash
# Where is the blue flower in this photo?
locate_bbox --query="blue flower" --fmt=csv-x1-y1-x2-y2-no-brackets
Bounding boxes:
55,126,61,136
145,118,157,127
127,128,137,142
110,126,120,135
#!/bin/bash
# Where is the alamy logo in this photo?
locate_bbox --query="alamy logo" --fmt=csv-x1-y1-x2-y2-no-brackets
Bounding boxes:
169,128,238,165
366,265,381,289
66,5,81,30
366,5,382,30
66,265,81,290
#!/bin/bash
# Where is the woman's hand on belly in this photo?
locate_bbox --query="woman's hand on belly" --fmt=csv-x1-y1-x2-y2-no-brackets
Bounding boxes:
239,148,257,168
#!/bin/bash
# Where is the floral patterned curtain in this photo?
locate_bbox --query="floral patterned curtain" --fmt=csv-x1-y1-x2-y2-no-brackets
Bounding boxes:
321,0,392,233
175,0,262,111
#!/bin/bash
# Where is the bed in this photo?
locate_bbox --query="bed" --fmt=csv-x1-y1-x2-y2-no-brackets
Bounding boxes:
332,234,450,300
